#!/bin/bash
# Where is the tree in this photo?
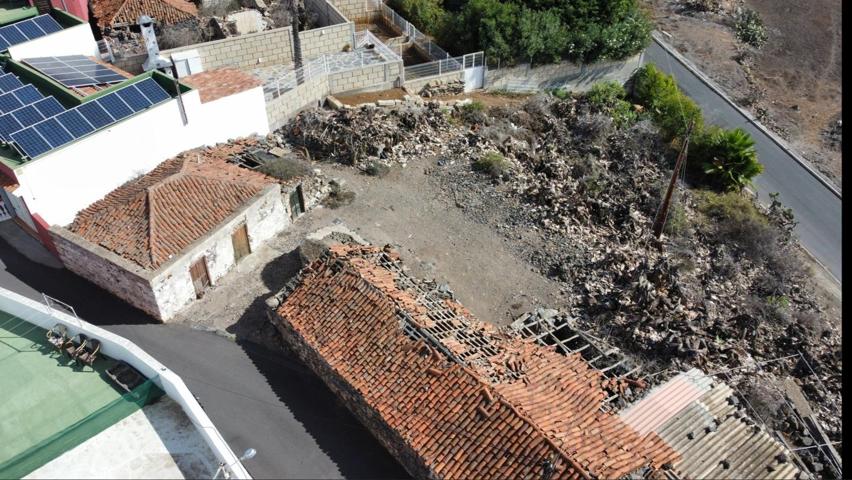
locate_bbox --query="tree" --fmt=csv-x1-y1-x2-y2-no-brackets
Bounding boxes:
518,8,566,65
693,127,763,191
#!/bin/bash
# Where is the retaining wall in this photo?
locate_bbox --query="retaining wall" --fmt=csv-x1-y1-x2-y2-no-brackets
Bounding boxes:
403,70,463,93
485,53,643,93
162,26,296,70
300,23,356,60
328,61,402,94
266,74,330,130
327,0,366,22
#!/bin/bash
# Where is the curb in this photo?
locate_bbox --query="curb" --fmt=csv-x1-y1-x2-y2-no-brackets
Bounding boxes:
649,32,842,199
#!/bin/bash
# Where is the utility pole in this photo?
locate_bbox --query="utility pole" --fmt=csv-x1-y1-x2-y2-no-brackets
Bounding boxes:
652,121,694,239
290,0,304,84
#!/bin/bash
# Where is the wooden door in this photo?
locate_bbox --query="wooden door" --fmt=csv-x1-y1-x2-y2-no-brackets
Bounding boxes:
189,257,211,298
232,224,251,263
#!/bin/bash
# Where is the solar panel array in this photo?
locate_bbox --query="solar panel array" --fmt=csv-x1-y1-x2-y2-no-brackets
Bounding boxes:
9,78,172,159
24,55,127,88
0,15,63,51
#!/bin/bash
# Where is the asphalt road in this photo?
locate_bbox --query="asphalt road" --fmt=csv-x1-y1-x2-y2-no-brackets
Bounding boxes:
644,41,842,283
0,235,407,479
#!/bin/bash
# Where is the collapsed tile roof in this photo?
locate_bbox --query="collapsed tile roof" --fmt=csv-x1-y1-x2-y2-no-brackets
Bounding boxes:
180,68,263,104
92,0,197,28
271,244,680,479
69,141,275,270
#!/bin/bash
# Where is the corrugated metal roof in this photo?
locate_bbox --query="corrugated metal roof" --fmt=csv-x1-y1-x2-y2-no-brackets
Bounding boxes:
623,372,808,479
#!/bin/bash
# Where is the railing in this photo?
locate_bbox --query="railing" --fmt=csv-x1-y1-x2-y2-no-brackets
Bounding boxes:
265,57,329,100
404,54,464,80
369,0,453,62
356,30,402,63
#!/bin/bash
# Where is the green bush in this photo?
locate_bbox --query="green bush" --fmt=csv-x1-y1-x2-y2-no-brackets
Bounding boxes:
735,8,768,48
549,88,571,100
631,64,703,140
473,152,509,177
458,100,487,124
517,8,567,65
388,0,447,35
696,190,777,261
585,81,637,127
691,127,763,191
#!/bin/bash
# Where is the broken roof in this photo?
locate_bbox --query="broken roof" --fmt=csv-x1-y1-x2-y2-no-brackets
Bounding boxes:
68,140,275,270
180,68,263,104
273,244,680,479
92,0,197,28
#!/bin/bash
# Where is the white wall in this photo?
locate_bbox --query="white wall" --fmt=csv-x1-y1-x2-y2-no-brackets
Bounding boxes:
13,84,270,227
151,186,288,320
7,23,99,60
0,287,251,479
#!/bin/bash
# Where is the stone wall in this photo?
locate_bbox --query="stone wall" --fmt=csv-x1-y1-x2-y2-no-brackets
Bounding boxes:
266,74,330,130
328,61,401,94
485,52,644,93
300,23,356,60
151,185,288,320
403,70,464,94
50,227,163,319
162,26,296,71
267,302,433,479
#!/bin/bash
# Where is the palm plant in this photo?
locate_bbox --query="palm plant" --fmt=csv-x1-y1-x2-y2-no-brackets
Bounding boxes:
700,127,763,191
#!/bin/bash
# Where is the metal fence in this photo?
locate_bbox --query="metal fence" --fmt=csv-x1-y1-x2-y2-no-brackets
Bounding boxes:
404,51,482,82
356,30,403,64
369,0,453,61
264,57,329,100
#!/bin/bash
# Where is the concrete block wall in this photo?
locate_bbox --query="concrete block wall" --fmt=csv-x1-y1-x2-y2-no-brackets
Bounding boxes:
266,75,330,130
485,53,643,93
328,61,401,94
300,23,356,60
112,53,146,75
162,26,295,71
328,0,370,22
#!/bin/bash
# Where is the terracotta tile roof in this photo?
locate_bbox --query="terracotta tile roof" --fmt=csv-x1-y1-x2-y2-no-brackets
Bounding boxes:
180,69,263,103
92,0,197,28
68,140,275,270
273,245,680,479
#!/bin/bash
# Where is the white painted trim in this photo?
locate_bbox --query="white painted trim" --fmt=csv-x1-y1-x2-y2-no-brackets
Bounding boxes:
0,287,251,480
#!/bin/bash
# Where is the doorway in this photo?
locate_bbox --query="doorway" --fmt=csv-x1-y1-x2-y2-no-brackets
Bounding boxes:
189,256,211,298
289,185,305,220
231,223,251,263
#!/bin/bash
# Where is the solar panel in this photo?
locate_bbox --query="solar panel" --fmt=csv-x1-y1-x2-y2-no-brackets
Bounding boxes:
32,15,63,34
33,97,64,117
0,90,23,113
10,128,51,158
0,74,23,93
12,105,42,126
33,118,72,147
96,93,132,120
16,22,43,40
22,55,127,88
13,84,43,104
56,110,94,137
10,80,170,158
0,115,23,141
0,15,62,52
77,101,113,129
134,78,171,104
116,85,151,111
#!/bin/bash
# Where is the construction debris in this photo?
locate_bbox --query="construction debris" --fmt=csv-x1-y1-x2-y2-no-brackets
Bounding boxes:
418,79,465,98
275,92,841,478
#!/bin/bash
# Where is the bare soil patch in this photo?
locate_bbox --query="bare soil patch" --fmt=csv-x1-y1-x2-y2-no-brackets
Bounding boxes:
645,0,842,187
335,88,408,106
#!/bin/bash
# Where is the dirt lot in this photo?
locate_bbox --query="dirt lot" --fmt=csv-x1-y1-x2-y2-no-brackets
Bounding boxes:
335,88,408,106
170,161,564,349
644,0,842,187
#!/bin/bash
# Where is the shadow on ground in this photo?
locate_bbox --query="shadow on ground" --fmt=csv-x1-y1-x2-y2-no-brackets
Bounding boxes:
228,247,409,479
0,236,156,326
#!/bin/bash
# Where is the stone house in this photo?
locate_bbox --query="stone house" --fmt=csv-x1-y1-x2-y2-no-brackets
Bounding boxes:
267,244,679,479
49,140,316,321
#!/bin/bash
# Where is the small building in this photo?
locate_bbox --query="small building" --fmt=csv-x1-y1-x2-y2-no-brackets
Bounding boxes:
268,244,680,479
50,141,315,321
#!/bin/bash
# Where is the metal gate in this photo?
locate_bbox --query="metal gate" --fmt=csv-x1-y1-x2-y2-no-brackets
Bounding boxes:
463,52,485,91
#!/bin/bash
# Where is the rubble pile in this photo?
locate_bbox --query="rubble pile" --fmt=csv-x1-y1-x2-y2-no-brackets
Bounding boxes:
276,93,841,475
418,80,465,98
283,101,496,169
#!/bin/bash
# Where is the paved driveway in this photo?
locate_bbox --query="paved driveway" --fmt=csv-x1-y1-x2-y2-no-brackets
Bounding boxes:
0,233,407,479
644,41,842,283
